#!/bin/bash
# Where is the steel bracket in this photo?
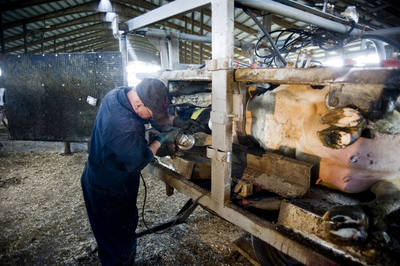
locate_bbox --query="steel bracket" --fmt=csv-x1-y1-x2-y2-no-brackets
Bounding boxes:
240,42,255,65
211,110,238,124
207,147,231,163
325,83,386,116
232,93,243,122
146,32,169,70
205,58,233,71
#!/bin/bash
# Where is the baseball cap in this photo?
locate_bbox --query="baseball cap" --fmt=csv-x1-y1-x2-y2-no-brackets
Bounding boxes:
136,78,170,124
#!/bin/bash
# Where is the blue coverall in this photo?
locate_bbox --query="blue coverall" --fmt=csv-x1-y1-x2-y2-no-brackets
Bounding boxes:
81,87,154,266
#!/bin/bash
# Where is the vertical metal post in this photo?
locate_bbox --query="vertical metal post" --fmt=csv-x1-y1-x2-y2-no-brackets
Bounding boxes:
184,17,187,64
179,40,182,64
371,39,386,61
341,48,345,66
41,16,45,54
168,31,180,70
147,34,169,70
262,11,272,32
210,0,234,204
199,9,204,64
119,34,128,86
53,35,57,53
190,12,195,64
23,21,28,54
1,13,6,54
64,42,66,53
64,142,71,155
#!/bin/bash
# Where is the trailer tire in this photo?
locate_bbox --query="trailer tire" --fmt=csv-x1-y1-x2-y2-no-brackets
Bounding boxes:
252,235,302,266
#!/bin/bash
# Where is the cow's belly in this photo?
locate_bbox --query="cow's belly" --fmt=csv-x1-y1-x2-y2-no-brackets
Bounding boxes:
246,85,400,193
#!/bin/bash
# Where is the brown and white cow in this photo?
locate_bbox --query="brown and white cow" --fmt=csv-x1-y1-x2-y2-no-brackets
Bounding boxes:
245,84,400,246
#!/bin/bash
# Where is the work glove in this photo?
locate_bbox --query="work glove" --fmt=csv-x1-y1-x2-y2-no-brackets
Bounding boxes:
154,128,179,145
173,117,204,132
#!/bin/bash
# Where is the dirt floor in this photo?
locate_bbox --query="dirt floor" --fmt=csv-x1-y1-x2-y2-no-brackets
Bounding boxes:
0,123,255,266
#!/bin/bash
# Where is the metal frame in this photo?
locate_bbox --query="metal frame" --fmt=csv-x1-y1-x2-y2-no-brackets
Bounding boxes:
126,0,212,32
144,161,361,266
131,28,255,70
123,1,398,265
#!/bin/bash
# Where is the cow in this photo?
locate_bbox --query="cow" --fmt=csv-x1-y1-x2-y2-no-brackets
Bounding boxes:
158,79,400,246
245,84,400,246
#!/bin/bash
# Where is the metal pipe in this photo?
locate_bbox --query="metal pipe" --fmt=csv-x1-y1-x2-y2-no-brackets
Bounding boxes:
191,12,194,64
371,39,386,61
119,34,128,86
369,27,400,37
199,9,204,64
184,17,187,64
144,29,254,49
236,0,364,36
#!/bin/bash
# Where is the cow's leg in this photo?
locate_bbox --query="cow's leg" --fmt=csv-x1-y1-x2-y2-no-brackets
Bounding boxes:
323,179,400,246
317,108,366,149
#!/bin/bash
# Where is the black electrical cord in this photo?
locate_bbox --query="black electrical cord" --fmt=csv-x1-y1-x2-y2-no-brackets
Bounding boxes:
258,28,314,66
252,19,368,67
139,172,204,234
242,6,287,66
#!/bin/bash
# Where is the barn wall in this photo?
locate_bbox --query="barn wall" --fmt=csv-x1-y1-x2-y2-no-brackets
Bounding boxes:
0,52,124,142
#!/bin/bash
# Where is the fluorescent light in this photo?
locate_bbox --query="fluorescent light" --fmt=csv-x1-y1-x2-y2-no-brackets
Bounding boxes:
98,0,113,12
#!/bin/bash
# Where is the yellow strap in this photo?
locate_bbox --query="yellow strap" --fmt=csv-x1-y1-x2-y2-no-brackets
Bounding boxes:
190,108,206,120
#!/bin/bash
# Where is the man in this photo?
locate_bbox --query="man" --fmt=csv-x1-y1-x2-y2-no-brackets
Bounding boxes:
81,78,196,265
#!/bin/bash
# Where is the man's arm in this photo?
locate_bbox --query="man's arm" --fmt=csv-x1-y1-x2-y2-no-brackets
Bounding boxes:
147,128,180,155
147,140,162,156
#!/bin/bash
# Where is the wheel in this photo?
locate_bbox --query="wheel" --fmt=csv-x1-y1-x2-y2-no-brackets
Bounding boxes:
252,235,302,266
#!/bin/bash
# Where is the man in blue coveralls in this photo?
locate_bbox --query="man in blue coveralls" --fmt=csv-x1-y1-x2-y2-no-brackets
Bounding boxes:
81,78,197,265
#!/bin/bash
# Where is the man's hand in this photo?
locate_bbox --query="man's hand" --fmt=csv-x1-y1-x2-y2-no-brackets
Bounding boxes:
173,117,204,132
154,128,179,145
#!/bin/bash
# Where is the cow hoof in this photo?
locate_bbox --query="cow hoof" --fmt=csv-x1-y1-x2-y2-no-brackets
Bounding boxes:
371,231,390,243
320,108,364,128
323,205,369,246
317,126,362,149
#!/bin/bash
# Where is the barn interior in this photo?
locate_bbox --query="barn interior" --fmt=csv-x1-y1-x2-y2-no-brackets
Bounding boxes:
1,0,400,265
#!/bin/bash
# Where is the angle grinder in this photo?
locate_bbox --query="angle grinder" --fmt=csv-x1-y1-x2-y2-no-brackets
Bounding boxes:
174,130,195,150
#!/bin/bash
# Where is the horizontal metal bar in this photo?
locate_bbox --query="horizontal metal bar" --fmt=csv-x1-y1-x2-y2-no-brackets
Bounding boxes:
235,67,400,86
138,28,255,49
126,0,212,32
136,69,211,81
143,161,364,266
369,26,400,36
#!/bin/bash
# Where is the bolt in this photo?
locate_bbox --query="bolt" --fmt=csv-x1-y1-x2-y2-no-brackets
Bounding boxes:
329,97,339,107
